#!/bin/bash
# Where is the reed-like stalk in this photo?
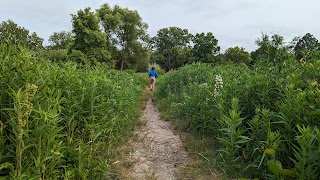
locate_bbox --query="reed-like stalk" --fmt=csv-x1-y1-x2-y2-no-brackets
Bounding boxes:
14,83,38,177
1,42,146,179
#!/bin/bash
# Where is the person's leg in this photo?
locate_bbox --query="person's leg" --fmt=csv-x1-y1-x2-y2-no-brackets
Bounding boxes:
152,78,156,91
149,78,153,90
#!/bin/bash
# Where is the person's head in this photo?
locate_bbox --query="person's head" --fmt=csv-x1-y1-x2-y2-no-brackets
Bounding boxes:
151,67,155,70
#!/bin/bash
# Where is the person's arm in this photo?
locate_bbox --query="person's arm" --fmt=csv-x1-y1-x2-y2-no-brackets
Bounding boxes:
148,71,151,77
155,71,158,78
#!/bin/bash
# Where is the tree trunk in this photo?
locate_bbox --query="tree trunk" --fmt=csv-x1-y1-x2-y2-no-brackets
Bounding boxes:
120,61,124,71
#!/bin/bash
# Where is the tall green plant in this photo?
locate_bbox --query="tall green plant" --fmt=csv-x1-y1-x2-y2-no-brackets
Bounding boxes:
217,98,250,171
155,58,320,179
291,125,319,179
0,41,147,179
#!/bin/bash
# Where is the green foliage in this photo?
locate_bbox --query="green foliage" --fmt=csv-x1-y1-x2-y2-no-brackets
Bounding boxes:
48,31,73,50
192,32,220,63
151,28,222,71
223,46,252,64
66,3,150,70
97,4,150,71
217,98,251,171
151,27,192,71
0,44,146,179
290,125,319,179
155,53,320,179
67,49,89,64
40,49,68,62
294,33,319,60
71,7,110,64
251,33,290,65
0,19,43,51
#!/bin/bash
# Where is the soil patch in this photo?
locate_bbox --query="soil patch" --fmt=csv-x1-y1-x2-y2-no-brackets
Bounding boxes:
121,99,189,179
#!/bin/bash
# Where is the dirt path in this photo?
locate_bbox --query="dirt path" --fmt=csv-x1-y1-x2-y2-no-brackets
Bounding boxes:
122,99,189,180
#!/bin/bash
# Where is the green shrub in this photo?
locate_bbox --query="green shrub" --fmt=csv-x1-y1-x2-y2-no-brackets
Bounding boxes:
0,43,146,179
155,58,320,179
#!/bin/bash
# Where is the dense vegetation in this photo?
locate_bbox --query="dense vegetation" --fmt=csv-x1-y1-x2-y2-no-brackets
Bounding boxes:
1,2,320,179
155,56,320,179
0,43,147,179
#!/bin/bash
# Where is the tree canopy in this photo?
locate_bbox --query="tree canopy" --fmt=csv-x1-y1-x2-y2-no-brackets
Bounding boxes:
48,31,73,50
151,27,192,71
294,33,319,60
0,19,43,51
65,4,151,70
251,33,290,65
71,7,110,65
224,46,251,64
152,27,192,71
192,32,220,63
150,27,221,71
4,3,318,71
100,5,150,71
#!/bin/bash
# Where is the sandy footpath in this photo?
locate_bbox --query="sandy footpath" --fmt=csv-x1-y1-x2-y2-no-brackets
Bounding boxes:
123,99,189,180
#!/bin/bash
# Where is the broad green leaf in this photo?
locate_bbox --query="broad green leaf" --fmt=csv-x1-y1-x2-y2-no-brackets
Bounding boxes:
264,148,276,158
281,168,295,177
268,160,282,176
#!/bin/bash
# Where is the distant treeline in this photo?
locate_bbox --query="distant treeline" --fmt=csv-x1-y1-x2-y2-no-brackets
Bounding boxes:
1,3,319,71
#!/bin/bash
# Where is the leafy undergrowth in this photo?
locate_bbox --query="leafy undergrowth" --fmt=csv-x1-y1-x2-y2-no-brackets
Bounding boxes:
155,59,320,179
0,44,148,179
110,86,152,179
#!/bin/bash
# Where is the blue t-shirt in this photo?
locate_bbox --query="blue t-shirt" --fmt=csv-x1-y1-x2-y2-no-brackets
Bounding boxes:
148,70,158,78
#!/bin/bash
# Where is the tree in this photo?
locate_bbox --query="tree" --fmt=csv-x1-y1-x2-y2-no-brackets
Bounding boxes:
294,33,319,60
40,49,68,62
251,33,271,61
192,32,220,63
0,19,43,51
224,46,251,64
151,27,192,71
288,36,300,53
97,4,150,71
48,31,73,50
68,50,88,64
96,4,119,52
251,33,289,65
71,7,110,64
28,32,44,51
130,42,150,72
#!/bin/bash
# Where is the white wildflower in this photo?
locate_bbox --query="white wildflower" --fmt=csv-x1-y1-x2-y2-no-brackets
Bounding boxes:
214,74,223,98
199,82,208,88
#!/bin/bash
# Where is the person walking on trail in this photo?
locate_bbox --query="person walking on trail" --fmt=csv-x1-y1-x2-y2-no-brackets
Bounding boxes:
148,67,158,91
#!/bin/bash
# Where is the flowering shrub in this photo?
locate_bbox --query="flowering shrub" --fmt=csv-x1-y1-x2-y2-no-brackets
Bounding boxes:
214,74,223,98
156,59,320,179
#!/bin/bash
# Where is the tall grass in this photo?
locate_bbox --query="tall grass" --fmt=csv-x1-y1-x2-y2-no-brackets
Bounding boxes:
155,59,320,179
0,43,147,179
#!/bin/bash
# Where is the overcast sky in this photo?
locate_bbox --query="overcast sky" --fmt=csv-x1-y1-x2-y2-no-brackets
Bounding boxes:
1,0,319,52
